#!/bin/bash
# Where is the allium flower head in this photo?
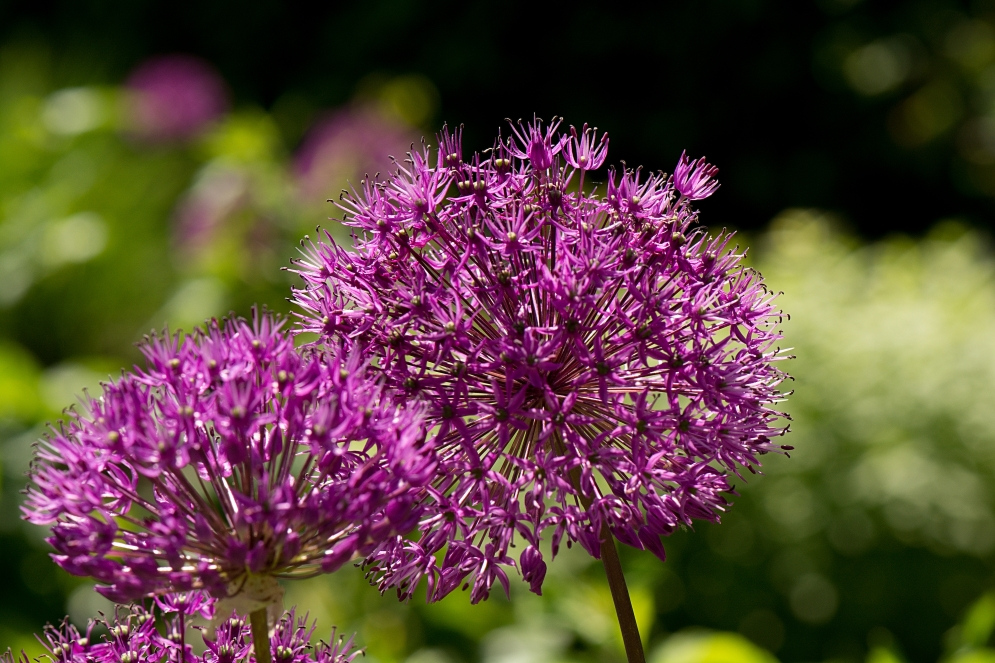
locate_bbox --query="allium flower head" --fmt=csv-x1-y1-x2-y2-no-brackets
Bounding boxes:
291,118,790,602
23,312,434,607
4,592,361,663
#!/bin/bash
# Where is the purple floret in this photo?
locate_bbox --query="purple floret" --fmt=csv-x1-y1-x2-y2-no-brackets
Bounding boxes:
23,311,435,604
290,118,791,603
673,150,721,201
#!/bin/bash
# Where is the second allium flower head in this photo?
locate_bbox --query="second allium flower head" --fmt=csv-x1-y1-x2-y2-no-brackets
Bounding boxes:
291,118,791,603
23,313,435,608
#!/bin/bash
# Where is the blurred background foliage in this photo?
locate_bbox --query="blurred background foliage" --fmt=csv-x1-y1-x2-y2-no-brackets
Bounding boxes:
4,1,995,663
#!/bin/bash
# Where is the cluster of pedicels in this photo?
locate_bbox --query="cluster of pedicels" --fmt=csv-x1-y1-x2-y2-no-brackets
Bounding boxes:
23,312,435,618
291,119,791,603
1,591,360,663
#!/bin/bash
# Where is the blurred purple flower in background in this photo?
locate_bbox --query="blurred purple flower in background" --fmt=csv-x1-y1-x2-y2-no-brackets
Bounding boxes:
172,166,248,254
294,105,417,201
125,54,229,142
22,312,434,613
290,119,791,611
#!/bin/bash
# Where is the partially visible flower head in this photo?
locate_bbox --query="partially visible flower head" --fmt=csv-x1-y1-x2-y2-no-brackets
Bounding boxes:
5,593,361,663
125,54,229,142
23,311,435,606
291,118,790,602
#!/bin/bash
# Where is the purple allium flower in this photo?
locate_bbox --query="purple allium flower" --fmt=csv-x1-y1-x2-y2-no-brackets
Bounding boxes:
508,118,566,170
125,54,229,142
290,119,790,603
563,123,609,172
673,150,720,201
23,312,434,608
4,593,361,663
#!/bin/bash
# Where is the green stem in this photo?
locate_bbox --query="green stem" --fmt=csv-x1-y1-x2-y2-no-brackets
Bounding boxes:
549,432,645,663
600,528,646,663
250,608,272,663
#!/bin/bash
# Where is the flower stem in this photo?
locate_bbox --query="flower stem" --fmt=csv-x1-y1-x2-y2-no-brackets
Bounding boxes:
250,608,271,663
178,610,186,663
552,432,646,663
600,528,646,663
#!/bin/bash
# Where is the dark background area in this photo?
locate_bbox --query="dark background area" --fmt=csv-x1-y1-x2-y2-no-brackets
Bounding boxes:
2,0,990,239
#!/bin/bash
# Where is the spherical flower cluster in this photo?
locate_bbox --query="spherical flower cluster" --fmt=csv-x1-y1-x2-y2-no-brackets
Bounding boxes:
23,312,435,605
3,591,360,663
291,119,791,602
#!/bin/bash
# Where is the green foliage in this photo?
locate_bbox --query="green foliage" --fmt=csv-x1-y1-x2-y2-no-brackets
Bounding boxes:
959,593,995,651
650,631,779,663
0,342,41,422
755,211,995,559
